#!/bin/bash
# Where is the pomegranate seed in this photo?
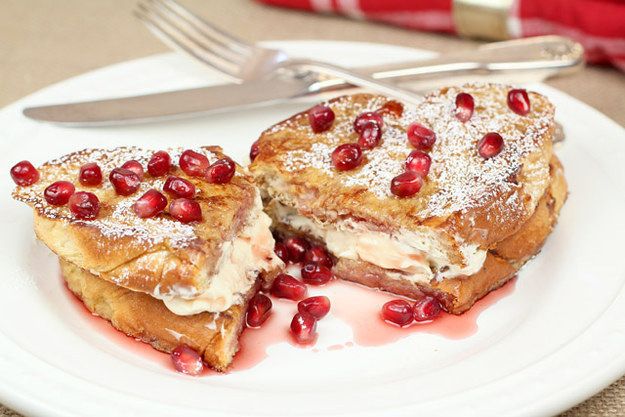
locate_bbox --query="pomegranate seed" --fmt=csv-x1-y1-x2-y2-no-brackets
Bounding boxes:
301,263,334,285
377,100,403,118
353,112,383,134
298,296,330,320
308,104,335,133
109,167,141,196
477,132,504,159
455,92,475,122
44,181,75,206
413,296,442,322
163,176,195,199
147,151,171,177
68,191,100,220
507,89,531,116
274,242,290,263
250,140,260,161
284,236,309,263
169,198,202,223
357,122,382,150
206,158,236,184
170,345,203,376
304,246,333,268
179,150,209,177
121,160,144,178
270,273,307,300
246,294,272,327
133,189,167,218
78,162,102,186
290,311,317,344
381,299,413,327
390,171,423,197
405,150,432,177
407,123,437,149
10,161,39,186
331,143,363,171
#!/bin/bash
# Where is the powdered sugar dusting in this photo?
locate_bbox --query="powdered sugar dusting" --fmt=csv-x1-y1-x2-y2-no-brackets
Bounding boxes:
13,146,229,248
279,84,553,219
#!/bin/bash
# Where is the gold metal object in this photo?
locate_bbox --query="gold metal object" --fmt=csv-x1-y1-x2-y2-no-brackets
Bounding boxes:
453,0,514,40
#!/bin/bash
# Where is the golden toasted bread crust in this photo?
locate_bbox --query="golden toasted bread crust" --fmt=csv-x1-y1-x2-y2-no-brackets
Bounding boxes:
13,146,266,298
251,85,555,259
276,155,567,313
59,259,251,371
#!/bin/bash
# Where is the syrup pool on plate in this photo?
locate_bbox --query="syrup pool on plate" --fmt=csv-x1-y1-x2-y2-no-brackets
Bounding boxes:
60,271,516,374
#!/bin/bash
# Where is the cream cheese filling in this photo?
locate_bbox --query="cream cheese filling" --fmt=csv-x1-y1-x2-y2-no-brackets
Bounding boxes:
163,205,279,316
269,201,486,284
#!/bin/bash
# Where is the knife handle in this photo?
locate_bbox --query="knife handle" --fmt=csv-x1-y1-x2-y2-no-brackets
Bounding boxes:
311,36,584,92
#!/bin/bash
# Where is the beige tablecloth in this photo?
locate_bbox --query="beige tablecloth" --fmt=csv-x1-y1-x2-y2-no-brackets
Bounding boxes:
2,1,624,416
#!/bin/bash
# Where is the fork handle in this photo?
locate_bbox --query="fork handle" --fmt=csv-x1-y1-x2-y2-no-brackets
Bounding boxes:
284,59,426,105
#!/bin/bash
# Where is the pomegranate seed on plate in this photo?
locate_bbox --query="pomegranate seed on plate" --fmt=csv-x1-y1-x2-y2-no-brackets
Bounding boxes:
270,273,307,300
170,345,204,376
109,167,141,196
507,88,531,116
290,311,317,344
274,242,290,263
407,123,437,149
169,198,202,223
10,161,40,186
353,111,383,134
357,122,382,150
68,191,100,220
390,171,423,197
381,299,413,327
308,104,335,133
283,236,309,263
206,158,236,184
249,140,260,162
405,150,431,177
304,246,333,268
455,92,475,122
301,263,334,285
331,143,363,171
44,181,75,205
147,151,171,177
413,296,442,322
133,189,167,218
121,160,144,178
298,296,330,320
179,150,209,177
246,294,272,327
163,176,195,199
78,162,102,186
477,132,504,159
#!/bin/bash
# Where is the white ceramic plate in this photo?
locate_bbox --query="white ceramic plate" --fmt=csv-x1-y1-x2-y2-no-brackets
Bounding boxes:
1,41,625,417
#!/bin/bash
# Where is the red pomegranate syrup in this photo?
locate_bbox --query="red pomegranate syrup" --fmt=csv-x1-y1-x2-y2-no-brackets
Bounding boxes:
61,271,516,374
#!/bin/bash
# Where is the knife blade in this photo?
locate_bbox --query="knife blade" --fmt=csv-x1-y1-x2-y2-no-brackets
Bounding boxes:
22,36,583,126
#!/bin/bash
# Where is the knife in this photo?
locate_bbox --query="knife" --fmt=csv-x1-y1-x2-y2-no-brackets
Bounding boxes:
23,36,583,126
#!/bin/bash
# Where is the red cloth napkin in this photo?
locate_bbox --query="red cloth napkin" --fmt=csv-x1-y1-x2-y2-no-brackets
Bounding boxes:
255,0,625,71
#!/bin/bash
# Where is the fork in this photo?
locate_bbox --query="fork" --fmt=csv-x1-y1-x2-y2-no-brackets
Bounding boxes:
134,0,426,104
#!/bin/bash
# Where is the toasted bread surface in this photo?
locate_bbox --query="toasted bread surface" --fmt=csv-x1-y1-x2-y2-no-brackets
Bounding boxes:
13,146,279,299
59,258,251,371
250,85,555,257
272,155,566,313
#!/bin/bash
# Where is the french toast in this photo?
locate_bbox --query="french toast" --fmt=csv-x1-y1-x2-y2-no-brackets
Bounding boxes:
250,83,567,313
59,258,250,371
13,146,283,314
12,146,284,370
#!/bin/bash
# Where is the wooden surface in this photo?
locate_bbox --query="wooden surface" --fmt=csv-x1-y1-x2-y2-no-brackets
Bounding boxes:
2,0,625,416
